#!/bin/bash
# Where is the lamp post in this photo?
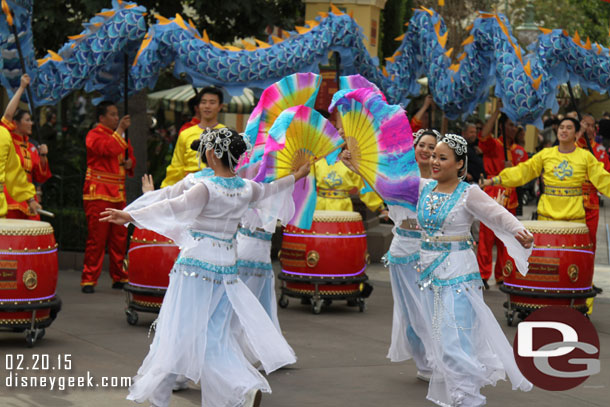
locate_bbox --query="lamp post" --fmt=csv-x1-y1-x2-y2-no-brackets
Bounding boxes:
515,0,538,47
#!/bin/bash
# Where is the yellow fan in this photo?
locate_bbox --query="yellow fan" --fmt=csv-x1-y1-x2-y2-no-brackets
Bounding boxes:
337,98,380,188
255,105,345,182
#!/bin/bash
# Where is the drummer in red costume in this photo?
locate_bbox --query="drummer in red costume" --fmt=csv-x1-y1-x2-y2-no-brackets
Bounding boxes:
578,114,610,253
1,74,51,220
81,101,136,293
477,102,528,287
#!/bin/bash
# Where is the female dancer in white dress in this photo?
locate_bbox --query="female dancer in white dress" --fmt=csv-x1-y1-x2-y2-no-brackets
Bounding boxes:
101,128,310,407
385,129,438,380
417,134,533,406
236,225,281,330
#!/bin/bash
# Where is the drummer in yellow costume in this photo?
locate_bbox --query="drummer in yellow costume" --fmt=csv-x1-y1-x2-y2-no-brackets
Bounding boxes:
482,117,610,223
314,159,384,212
161,87,225,187
1,127,39,217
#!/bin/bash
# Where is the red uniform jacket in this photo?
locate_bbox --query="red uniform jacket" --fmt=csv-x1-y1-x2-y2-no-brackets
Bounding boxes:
1,118,52,215
179,117,201,134
577,137,610,210
479,134,527,210
83,124,135,203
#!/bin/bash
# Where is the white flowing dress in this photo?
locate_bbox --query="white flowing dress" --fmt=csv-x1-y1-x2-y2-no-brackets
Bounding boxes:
124,174,296,407
416,180,533,407
236,227,280,330
385,204,432,374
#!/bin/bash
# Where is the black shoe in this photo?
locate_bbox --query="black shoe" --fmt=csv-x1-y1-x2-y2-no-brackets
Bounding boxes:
112,281,126,289
593,284,603,294
81,285,95,294
482,279,490,290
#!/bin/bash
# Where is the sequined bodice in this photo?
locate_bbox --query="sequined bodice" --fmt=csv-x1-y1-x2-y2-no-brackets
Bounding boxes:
417,181,470,237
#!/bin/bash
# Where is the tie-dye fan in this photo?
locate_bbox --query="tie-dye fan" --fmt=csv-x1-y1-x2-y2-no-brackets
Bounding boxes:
329,87,420,209
239,72,322,171
339,74,387,101
254,105,344,229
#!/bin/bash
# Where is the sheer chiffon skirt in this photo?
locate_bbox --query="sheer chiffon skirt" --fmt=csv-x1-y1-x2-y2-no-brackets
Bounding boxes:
421,275,532,407
387,260,433,374
236,231,280,331
127,263,296,407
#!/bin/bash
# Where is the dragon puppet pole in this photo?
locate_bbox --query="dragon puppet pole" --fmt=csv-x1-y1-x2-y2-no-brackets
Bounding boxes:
566,81,593,154
124,53,129,159
6,10,40,142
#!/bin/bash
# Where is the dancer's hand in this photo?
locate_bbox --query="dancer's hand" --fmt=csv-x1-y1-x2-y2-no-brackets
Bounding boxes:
494,190,506,206
293,162,311,181
479,178,493,188
340,150,358,173
100,208,133,225
515,229,534,249
141,174,154,193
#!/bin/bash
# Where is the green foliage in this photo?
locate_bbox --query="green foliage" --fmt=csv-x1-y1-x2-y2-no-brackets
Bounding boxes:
379,0,413,60
510,0,610,47
32,0,304,56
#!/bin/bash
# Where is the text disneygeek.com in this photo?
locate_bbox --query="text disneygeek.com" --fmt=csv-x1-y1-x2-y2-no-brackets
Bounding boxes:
2,354,131,390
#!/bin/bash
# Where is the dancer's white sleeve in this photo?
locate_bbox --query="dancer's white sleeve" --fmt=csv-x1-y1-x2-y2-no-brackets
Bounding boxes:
464,185,532,276
127,182,209,249
244,176,296,232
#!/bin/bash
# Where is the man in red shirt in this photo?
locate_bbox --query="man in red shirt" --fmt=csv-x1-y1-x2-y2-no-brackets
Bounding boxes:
81,101,136,293
477,103,528,287
578,114,610,253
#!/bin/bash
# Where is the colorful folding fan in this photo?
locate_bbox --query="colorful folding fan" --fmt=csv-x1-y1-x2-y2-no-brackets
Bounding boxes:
239,72,322,171
329,87,420,208
339,74,387,101
254,105,344,229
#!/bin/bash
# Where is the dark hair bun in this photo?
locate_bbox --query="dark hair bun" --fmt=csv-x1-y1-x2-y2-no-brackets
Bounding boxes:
190,139,201,151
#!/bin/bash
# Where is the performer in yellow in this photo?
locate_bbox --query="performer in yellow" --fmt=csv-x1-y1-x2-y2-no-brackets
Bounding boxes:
314,159,384,212
161,87,225,187
482,117,610,222
1,126,40,217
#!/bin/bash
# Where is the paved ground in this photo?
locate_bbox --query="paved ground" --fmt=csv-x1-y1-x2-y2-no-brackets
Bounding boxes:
1,200,610,406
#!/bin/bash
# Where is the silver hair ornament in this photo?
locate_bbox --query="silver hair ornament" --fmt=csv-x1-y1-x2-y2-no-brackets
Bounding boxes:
197,127,241,172
414,128,442,145
439,133,468,156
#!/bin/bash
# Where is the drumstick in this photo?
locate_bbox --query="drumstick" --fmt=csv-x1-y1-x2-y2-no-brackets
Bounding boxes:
36,208,55,218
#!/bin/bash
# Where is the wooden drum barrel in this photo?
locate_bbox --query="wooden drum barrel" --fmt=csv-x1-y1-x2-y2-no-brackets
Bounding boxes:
124,228,179,324
500,220,596,321
278,210,370,313
0,219,61,345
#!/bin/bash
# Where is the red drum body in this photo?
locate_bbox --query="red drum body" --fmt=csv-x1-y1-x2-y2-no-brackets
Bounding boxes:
278,211,370,314
124,228,179,324
0,219,61,345
500,221,595,321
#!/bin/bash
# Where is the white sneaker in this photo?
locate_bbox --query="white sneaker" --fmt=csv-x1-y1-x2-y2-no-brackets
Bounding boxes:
416,370,432,382
243,389,262,407
172,376,189,392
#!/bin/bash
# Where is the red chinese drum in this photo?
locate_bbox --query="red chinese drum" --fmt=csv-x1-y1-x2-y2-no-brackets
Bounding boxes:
0,219,59,326
279,210,368,297
501,220,595,312
127,228,179,309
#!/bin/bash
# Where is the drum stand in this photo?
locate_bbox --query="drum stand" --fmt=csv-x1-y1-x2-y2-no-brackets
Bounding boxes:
277,273,370,314
123,284,166,325
0,297,62,347
500,284,596,326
